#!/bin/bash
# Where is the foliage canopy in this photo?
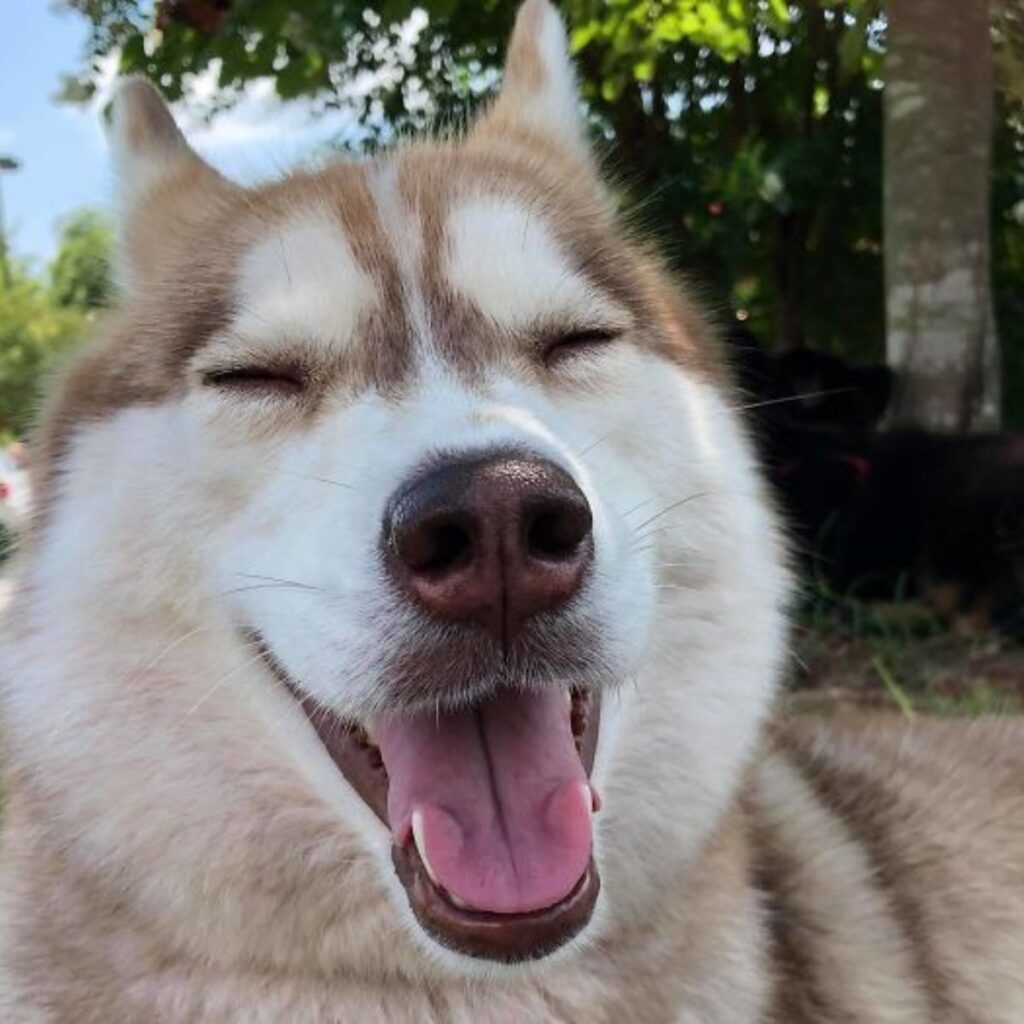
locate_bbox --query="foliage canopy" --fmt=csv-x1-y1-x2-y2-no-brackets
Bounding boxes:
49,209,114,312
0,211,113,436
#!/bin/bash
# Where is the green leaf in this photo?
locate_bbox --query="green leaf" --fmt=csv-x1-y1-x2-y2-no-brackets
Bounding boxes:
571,21,601,52
813,83,830,118
633,57,656,82
601,75,623,103
119,34,146,73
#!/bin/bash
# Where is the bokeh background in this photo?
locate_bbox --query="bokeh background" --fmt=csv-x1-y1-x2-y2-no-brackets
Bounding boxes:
0,0,1022,713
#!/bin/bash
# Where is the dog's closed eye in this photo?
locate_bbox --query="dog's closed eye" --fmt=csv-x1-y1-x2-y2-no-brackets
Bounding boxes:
541,328,621,367
202,366,307,398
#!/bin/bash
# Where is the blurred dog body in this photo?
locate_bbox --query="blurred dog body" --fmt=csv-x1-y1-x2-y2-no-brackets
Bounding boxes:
729,326,1024,631
1,4,1023,1021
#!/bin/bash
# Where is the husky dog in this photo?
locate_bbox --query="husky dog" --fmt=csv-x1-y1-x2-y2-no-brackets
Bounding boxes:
2,2,1022,1020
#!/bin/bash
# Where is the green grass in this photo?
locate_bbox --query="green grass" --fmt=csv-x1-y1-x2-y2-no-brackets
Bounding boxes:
789,576,1024,718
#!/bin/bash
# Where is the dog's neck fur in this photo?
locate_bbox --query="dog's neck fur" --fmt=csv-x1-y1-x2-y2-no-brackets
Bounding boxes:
12,714,1024,1024
2,779,767,1022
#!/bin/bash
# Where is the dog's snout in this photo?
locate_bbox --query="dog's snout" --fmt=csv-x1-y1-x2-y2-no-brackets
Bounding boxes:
383,451,593,643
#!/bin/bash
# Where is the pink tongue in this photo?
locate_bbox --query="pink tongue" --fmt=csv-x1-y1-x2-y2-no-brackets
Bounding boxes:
375,689,592,914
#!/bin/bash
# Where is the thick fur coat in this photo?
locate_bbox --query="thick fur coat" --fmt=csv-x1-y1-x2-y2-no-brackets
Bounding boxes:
1,3,1022,1020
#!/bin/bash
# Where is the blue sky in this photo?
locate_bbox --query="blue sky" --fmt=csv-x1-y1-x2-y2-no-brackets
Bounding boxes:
0,0,366,267
0,2,107,265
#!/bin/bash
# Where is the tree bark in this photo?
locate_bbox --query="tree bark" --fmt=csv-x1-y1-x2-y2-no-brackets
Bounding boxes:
884,0,999,432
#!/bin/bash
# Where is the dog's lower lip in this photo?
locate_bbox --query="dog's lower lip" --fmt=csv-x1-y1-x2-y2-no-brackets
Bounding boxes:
250,631,602,959
393,841,601,962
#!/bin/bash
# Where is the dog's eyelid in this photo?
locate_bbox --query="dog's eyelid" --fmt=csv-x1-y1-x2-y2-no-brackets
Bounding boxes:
540,325,624,366
200,364,308,397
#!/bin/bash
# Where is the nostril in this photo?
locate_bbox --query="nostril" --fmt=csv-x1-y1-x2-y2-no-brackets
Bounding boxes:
425,521,473,574
398,516,474,575
526,503,592,561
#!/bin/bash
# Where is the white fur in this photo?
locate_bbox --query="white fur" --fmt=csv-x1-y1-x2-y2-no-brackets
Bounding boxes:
228,213,379,355
446,197,629,330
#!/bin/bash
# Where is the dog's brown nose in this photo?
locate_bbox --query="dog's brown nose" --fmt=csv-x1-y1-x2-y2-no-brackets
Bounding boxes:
384,452,593,644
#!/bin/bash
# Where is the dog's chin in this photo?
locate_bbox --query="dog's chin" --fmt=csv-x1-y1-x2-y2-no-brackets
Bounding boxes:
250,632,603,963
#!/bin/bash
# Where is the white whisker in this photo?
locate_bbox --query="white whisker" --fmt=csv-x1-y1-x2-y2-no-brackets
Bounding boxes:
631,492,713,534
180,646,272,720
729,387,855,413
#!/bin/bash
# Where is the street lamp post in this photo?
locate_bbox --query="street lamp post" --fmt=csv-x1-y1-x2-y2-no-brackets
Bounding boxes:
0,155,22,290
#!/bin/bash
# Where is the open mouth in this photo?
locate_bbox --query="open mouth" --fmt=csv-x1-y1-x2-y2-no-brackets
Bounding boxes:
255,638,601,962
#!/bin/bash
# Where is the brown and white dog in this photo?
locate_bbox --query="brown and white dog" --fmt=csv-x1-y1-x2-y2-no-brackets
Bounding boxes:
2,3,1023,1020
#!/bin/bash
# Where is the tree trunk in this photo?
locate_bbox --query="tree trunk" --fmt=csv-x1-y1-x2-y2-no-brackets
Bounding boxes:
884,0,999,432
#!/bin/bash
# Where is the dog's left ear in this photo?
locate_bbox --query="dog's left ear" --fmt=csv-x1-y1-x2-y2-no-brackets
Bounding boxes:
108,76,221,212
106,77,236,292
476,0,589,164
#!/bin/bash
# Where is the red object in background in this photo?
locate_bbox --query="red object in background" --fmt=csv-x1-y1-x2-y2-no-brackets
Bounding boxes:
707,200,725,216
0,481,11,501
836,453,873,482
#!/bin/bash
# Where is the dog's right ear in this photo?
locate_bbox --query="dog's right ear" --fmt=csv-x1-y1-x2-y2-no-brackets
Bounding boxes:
107,78,233,291
474,0,591,167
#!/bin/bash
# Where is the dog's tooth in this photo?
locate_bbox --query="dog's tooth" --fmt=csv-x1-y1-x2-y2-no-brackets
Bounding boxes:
411,810,440,886
411,811,473,910
580,782,595,816
446,890,472,910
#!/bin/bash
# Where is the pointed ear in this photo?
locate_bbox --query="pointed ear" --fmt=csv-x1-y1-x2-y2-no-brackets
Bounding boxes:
476,0,589,162
108,76,216,210
106,77,233,292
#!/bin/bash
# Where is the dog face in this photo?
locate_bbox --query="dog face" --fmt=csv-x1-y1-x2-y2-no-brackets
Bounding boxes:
9,0,789,977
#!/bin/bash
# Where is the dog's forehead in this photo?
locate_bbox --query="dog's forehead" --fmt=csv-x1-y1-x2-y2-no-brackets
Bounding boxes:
239,161,590,319
444,195,605,327
226,151,617,388
235,213,379,351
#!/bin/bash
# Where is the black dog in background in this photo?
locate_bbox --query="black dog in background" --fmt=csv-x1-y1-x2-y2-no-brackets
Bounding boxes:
727,324,1024,634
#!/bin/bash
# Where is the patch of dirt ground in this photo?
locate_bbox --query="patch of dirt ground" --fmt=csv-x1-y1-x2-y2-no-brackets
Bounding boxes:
785,600,1024,717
